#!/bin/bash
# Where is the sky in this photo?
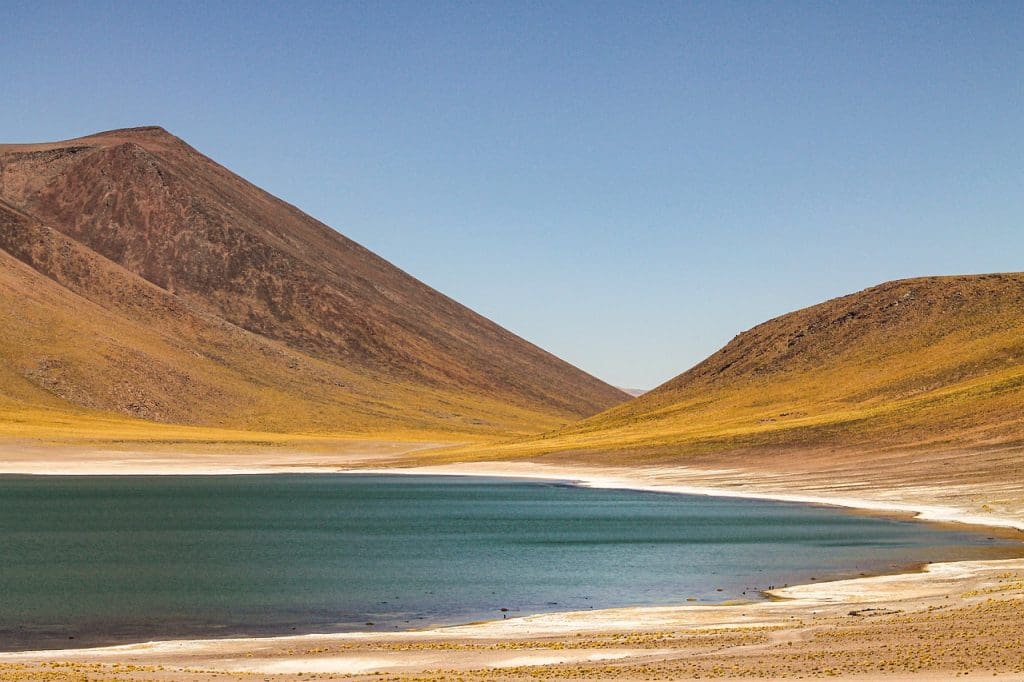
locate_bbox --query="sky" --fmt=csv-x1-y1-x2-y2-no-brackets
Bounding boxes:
3,1,1022,389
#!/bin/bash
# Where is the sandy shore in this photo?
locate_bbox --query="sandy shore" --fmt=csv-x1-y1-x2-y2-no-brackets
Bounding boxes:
2,554,1023,680
0,440,435,475
1,447,1023,680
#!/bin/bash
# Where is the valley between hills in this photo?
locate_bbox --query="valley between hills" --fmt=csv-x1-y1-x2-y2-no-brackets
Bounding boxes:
3,128,1023,476
1,128,1023,681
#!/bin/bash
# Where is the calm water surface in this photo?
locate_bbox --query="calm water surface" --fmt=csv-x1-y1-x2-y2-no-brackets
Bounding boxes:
0,474,1017,650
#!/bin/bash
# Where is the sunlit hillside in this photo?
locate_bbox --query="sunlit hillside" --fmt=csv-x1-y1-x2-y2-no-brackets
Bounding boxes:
0,128,627,443
433,274,1024,463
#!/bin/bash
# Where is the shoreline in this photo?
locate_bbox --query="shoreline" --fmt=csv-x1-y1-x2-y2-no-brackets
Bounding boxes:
348,461,1024,534
4,467,1014,656
3,453,1021,533
2,453,1023,678
3,555,1023,677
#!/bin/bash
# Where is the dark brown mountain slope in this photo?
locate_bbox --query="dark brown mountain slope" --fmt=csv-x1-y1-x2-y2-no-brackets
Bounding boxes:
0,127,626,438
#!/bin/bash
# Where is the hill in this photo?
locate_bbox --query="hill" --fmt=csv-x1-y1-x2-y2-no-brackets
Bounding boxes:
443,273,1024,462
0,127,627,442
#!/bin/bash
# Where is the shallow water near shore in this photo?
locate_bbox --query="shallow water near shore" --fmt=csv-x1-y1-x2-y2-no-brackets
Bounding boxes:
0,473,1017,651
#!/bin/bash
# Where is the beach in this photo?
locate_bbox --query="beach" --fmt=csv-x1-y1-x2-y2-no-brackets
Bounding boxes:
1,443,1022,680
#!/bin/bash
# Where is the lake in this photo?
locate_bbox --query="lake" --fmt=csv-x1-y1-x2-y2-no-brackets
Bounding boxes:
0,474,1016,650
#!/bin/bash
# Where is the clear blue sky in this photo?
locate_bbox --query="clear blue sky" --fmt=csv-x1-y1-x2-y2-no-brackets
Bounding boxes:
4,1,1022,389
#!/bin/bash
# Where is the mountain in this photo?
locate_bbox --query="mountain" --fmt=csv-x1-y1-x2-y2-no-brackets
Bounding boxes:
458,274,1024,461
0,126,627,441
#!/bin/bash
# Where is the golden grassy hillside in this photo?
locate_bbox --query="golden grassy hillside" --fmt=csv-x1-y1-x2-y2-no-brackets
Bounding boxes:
0,127,627,443
438,273,1024,462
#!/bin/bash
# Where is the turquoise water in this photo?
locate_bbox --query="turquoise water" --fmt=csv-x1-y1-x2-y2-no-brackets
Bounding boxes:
0,474,1016,650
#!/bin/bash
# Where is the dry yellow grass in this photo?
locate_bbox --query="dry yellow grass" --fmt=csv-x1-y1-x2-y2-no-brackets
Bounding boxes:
428,273,1024,464
0,246,558,444
5,563,1024,680
0,405,478,448
6,272,1023,462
